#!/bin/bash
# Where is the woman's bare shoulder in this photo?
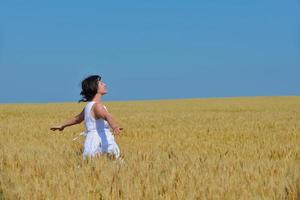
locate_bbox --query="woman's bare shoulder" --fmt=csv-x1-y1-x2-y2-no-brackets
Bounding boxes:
93,102,108,112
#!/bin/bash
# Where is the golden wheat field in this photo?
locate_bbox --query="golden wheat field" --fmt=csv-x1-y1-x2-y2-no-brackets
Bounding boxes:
0,96,299,200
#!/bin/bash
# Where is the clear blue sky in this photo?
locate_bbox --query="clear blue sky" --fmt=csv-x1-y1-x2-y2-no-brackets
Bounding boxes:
0,0,299,103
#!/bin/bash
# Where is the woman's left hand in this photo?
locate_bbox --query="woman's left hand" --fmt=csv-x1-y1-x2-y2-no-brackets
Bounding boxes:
50,125,64,132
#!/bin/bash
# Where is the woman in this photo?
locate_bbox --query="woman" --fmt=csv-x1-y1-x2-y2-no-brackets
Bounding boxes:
50,75,122,159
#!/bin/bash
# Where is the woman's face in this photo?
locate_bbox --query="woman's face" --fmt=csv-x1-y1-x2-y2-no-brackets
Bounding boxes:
98,80,107,95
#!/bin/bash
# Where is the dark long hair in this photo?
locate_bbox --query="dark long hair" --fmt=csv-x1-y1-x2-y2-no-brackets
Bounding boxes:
78,75,101,102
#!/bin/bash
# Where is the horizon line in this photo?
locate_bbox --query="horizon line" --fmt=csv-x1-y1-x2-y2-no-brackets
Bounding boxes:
0,95,299,105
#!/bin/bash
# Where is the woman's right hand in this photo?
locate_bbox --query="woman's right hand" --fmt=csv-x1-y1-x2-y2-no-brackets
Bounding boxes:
112,127,123,135
50,125,64,132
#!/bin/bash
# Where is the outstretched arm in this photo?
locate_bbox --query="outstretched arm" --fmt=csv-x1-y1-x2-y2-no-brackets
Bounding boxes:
50,109,84,132
94,103,122,135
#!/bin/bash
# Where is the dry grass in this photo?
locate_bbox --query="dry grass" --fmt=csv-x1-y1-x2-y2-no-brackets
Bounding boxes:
0,96,299,199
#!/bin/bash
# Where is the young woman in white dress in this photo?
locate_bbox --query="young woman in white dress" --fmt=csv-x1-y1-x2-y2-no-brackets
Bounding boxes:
50,75,122,159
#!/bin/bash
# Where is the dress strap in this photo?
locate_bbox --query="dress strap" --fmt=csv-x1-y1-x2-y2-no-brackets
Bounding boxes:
84,101,96,120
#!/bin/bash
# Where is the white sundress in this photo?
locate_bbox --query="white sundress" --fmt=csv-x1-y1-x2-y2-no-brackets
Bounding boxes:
82,101,120,159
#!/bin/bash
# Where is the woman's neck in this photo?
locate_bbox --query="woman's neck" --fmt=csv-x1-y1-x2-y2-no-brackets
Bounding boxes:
92,93,102,103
